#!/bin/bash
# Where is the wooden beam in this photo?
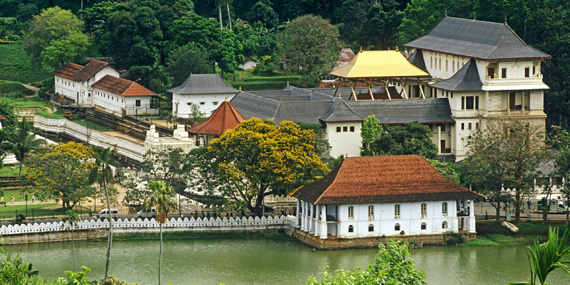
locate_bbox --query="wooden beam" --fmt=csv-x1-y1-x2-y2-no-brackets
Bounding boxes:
332,81,340,97
368,82,374,101
418,81,426,99
351,82,358,101
401,81,408,100
385,80,392,100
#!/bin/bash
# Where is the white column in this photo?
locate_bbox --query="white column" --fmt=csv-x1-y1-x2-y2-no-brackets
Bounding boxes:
303,201,308,232
437,125,442,154
320,205,327,239
296,199,301,227
469,199,476,233
315,205,320,236
310,204,316,234
301,201,306,231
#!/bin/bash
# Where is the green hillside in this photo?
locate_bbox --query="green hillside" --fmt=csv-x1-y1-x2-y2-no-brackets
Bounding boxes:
0,43,53,84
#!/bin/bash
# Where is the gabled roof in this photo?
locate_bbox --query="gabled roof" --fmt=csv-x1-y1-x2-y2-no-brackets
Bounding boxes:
274,101,333,125
319,99,364,123
407,50,429,74
91,75,156,97
347,98,454,125
430,59,483,92
72,59,110,81
167,74,239,95
291,155,483,205
188,100,245,135
51,62,84,80
230,92,281,120
405,17,550,60
329,50,429,79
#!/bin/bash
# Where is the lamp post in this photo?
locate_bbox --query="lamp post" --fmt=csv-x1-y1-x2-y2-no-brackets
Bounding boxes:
25,194,28,217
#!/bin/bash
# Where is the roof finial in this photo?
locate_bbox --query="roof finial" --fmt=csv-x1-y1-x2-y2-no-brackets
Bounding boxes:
339,92,341,99
473,12,476,22
445,9,447,17
287,81,289,86
239,86,242,91
225,95,228,101
504,15,507,25
387,47,390,50
359,46,362,53
395,46,399,52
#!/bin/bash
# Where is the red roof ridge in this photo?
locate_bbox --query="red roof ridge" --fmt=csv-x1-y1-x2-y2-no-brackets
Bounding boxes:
120,81,137,95
188,100,245,135
314,157,346,205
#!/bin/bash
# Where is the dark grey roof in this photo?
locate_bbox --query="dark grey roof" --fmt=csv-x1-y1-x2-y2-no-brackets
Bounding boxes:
262,95,311,101
247,90,291,97
405,17,550,60
347,98,455,125
167,74,239,94
408,50,428,73
430,59,482,92
274,101,333,125
319,99,364,122
229,92,280,120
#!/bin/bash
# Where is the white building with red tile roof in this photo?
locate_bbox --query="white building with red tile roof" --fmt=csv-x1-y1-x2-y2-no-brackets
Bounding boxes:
91,75,156,117
291,155,483,239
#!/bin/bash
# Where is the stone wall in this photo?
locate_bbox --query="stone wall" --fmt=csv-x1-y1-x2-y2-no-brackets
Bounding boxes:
291,229,477,250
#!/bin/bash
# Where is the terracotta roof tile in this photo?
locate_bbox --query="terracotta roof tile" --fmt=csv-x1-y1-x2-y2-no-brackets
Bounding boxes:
91,75,156,97
292,155,483,204
188,100,245,135
51,62,84,80
72,59,109,81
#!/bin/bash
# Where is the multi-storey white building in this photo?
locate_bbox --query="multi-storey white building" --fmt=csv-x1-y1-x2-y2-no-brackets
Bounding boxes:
291,155,483,239
404,16,550,160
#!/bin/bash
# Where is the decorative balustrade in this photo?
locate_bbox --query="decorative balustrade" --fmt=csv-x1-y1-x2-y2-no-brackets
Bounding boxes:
0,215,298,236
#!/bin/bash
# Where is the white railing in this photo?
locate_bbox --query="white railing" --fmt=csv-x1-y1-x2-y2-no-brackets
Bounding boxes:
0,215,298,236
34,115,145,162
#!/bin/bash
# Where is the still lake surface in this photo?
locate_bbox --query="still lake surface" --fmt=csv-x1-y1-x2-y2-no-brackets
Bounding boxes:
7,238,570,285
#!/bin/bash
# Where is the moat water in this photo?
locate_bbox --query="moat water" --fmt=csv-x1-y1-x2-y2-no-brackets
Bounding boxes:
7,238,570,285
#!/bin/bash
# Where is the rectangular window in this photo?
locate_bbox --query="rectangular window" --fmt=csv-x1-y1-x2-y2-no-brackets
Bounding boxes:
187,102,192,106
452,60,455,73
446,59,448,71
135,100,141,107
394,204,400,219
466,96,474,109
441,124,446,132
461,123,465,130
525,67,530,78
475,96,479,109
350,126,355,132
421,203,427,218
439,58,441,70
430,57,433,68
476,123,479,129
533,66,536,76
442,202,448,216
348,206,354,220
200,102,205,105
488,67,495,78
336,127,341,133
462,96,465,109
213,101,218,105
343,126,348,132
451,92,453,98
468,123,472,130
502,68,507,78
368,205,374,220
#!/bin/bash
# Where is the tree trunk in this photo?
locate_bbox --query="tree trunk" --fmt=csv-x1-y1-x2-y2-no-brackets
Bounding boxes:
226,1,232,31
159,223,163,285
218,0,223,29
515,191,521,223
495,200,501,223
72,227,77,272
19,162,23,176
103,175,113,280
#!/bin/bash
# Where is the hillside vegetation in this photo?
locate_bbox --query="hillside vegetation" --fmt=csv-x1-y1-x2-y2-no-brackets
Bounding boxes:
0,44,53,84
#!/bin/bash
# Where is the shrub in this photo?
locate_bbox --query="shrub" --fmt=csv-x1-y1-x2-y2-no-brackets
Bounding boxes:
6,92,25,99
446,233,465,245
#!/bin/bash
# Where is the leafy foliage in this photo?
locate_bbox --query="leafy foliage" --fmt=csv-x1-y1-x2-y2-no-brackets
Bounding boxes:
166,42,213,87
360,0,404,49
307,239,427,285
189,118,329,215
373,121,438,159
248,2,279,29
360,115,384,156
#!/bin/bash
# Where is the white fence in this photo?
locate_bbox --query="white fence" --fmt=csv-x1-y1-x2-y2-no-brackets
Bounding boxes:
0,215,298,236
33,115,145,162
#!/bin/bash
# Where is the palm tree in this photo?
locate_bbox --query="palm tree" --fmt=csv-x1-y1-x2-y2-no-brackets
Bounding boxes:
508,227,570,285
89,147,117,280
62,209,80,272
147,180,176,285
9,118,44,175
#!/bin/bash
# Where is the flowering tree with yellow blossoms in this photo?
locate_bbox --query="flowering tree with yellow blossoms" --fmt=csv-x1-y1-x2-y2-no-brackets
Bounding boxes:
25,141,96,209
189,118,329,216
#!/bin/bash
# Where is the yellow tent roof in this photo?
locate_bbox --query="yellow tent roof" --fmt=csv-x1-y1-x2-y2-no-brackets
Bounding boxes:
330,50,429,79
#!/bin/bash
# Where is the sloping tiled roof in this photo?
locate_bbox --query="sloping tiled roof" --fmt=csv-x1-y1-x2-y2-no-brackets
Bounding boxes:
188,100,245,135
51,62,84,80
292,155,483,204
72,59,109,81
167,74,239,95
274,101,333,125
319,99,364,122
330,50,430,79
348,98,454,125
405,17,550,60
430,59,483,92
230,92,281,120
92,75,156,97
407,50,429,74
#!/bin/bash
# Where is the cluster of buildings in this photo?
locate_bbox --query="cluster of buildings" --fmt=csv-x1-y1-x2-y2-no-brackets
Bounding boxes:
49,16,550,243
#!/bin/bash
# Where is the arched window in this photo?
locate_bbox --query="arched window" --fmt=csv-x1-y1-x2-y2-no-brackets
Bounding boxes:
421,203,427,218
430,56,433,68
348,206,354,220
395,223,400,231
348,225,354,233
452,60,455,73
446,59,449,71
439,58,441,70
421,222,427,230
368,224,374,232
442,202,448,216
442,221,448,229
394,204,400,219
368,205,374,220
457,61,460,71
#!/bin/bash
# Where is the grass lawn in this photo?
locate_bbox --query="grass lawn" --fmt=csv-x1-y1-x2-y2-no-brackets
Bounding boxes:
1,189,30,202
0,167,23,177
1,94,52,109
0,203,92,220
0,80,29,93
223,70,302,91
0,44,53,84
72,119,114,132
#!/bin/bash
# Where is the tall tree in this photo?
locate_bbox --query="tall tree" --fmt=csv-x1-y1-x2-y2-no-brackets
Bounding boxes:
166,43,213,86
8,118,45,175
23,7,90,68
146,180,176,285
551,126,570,225
248,2,279,29
360,115,383,156
25,141,96,209
89,147,119,281
373,121,438,159
189,118,329,216
336,0,375,51
360,0,404,50
280,15,342,87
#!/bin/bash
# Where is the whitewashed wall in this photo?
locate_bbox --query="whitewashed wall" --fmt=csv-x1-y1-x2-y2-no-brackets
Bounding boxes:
172,93,237,118
325,121,362,158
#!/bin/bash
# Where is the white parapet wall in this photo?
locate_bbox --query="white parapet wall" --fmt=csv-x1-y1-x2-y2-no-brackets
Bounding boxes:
33,115,145,162
144,124,195,153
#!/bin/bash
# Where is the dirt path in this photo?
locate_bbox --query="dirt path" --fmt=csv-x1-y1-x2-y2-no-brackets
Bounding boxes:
22,84,39,98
